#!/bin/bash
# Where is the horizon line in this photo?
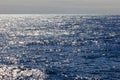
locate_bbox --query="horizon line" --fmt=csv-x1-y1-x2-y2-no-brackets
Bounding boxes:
0,13,119,16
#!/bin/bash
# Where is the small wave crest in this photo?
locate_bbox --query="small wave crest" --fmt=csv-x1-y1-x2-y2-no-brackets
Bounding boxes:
0,65,46,80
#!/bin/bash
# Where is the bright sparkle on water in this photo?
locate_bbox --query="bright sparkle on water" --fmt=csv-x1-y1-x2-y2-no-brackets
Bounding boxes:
0,15,120,80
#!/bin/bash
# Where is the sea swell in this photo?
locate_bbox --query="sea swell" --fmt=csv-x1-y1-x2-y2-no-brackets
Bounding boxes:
0,15,120,80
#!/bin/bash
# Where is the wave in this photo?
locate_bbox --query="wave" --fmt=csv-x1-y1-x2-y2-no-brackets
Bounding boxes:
0,64,46,80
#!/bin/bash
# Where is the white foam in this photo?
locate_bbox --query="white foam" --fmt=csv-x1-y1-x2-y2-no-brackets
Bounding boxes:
0,65,46,80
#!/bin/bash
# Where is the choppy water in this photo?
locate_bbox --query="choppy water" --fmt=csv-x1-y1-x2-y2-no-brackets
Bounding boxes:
0,14,120,80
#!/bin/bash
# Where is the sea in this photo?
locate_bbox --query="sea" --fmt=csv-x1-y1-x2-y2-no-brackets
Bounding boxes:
0,14,120,80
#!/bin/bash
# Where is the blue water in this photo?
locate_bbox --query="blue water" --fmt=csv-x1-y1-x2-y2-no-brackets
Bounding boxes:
0,15,120,80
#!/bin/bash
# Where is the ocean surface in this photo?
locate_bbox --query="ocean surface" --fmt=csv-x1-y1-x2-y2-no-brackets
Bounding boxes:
0,14,120,80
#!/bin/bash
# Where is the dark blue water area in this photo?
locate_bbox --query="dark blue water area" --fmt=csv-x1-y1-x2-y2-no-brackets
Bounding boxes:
0,15,120,80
